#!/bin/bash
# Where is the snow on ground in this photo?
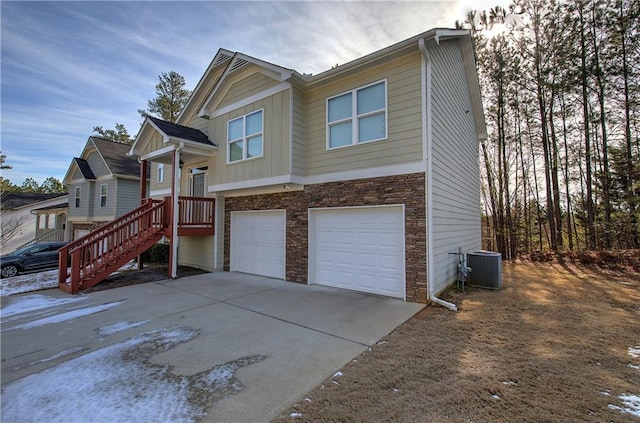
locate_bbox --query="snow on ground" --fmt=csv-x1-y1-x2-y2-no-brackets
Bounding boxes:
10,301,124,330
96,320,149,337
629,346,640,358
0,269,59,296
0,260,139,297
609,394,640,417
1,294,85,320
1,326,265,423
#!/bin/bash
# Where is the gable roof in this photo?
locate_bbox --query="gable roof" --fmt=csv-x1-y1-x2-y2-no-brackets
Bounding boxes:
0,192,67,210
147,117,214,146
64,136,141,184
90,137,140,177
73,158,96,180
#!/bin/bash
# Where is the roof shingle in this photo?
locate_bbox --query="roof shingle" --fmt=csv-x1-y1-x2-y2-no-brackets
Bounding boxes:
148,117,215,146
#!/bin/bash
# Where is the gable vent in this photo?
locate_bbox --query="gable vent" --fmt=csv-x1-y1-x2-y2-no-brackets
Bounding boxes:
213,53,232,67
229,58,249,73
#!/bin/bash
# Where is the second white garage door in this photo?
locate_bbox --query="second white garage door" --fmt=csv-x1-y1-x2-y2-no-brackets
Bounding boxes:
230,210,285,279
309,206,406,299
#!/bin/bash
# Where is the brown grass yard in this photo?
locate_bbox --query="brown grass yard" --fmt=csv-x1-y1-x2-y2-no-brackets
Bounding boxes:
273,259,640,423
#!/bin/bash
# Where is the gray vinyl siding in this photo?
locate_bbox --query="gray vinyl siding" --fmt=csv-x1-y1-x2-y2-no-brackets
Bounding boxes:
69,181,93,218
428,39,482,295
93,179,116,217
72,168,83,180
115,179,141,216
87,151,109,177
304,52,424,175
291,86,305,175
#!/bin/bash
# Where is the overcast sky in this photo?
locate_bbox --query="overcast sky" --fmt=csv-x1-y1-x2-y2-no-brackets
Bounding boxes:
1,0,509,185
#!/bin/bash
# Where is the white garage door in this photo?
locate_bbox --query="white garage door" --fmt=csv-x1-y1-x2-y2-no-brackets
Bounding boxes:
230,210,285,279
309,206,405,299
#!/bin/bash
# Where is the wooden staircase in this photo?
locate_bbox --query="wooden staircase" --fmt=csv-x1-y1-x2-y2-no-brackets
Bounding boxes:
58,199,167,294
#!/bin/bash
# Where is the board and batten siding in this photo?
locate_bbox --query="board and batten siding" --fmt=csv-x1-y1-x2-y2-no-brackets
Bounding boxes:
428,39,482,295
178,236,215,272
209,89,290,185
291,86,305,175
179,66,226,127
304,52,424,176
216,69,282,111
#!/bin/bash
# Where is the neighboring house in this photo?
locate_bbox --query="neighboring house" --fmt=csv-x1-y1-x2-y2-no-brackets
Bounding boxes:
63,136,146,239
79,28,485,304
0,192,68,253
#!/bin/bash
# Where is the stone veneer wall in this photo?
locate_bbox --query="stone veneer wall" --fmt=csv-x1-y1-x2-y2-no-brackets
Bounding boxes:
224,173,427,302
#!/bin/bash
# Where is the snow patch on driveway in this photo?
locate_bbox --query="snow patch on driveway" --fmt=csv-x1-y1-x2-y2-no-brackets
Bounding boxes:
0,269,60,297
1,326,265,423
1,293,85,319
96,320,149,337
9,301,124,330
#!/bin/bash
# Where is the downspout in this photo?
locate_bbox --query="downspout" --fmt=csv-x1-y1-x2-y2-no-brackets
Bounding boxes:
419,37,457,311
170,143,183,279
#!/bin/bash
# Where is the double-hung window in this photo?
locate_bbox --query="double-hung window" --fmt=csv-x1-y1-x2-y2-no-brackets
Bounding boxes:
227,109,263,163
157,163,164,183
327,80,387,149
100,184,107,207
74,187,81,208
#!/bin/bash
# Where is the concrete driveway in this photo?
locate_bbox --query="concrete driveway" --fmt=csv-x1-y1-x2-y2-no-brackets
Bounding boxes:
1,272,423,422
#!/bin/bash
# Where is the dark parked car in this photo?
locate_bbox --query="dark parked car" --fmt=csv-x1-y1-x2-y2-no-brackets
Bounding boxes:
0,241,68,278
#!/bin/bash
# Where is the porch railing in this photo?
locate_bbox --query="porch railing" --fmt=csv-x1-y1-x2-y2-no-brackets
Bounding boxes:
177,196,215,229
16,229,65,250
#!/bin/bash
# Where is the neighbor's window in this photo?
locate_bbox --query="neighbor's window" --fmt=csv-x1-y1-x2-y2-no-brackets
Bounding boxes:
100,184,107,207
74,187,81,208
326,80,387,149
227,109,263,163
157,163,164,183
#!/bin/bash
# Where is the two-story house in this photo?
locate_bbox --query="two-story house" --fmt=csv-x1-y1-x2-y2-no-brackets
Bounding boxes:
63,136,145,239
61,28,485,303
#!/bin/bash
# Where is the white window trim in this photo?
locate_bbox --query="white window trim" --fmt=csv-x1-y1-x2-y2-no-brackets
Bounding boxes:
74,186,81,208
326,79,388,150
100,184,108,207
157,163,164,183
227,109,264,164
188,165,208,196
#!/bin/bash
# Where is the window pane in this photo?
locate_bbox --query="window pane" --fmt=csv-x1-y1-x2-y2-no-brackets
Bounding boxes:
329,121,352,148
229,141,243,162
358,112,385,142
357,82,385,115
246,111,262,136
328,93,352,123
228,118,243,141
247,135,263,158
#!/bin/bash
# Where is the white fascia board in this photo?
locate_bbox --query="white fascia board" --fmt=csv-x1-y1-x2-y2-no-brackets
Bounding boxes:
62,159,79,185
303,162,425,185
199,55,293,118
167,136,217,153
140,145,176,162
177,48,235,123
434,29,470,44
129,119,155,156
208,162,425,193
210,82,291,118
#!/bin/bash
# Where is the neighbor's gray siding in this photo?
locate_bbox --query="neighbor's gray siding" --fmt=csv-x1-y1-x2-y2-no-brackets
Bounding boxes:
428,39,482,295
68,181,93,219
115,179,141,217
87,151,109,177
92,179,116,218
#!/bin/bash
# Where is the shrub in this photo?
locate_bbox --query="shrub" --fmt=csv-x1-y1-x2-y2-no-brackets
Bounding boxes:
142,243,170,263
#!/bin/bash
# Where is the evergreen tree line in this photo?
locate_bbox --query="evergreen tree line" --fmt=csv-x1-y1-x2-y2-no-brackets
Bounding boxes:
458,0,640,256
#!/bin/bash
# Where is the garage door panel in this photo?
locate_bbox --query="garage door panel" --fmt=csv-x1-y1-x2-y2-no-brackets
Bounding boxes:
231,211,285,279
310,206,405,299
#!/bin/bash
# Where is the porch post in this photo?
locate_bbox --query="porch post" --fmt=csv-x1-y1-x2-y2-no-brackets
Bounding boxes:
139,159,148,204
169,148,180,279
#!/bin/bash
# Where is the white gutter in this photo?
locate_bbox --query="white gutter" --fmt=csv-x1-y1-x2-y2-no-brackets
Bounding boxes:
419,37,457,311
170,143,183,278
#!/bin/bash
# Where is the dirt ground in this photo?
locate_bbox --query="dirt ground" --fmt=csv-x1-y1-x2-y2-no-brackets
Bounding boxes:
84,264,208,292
273,260,640,423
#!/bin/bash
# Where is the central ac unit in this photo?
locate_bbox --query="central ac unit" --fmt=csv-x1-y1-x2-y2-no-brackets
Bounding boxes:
467,250,502,289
